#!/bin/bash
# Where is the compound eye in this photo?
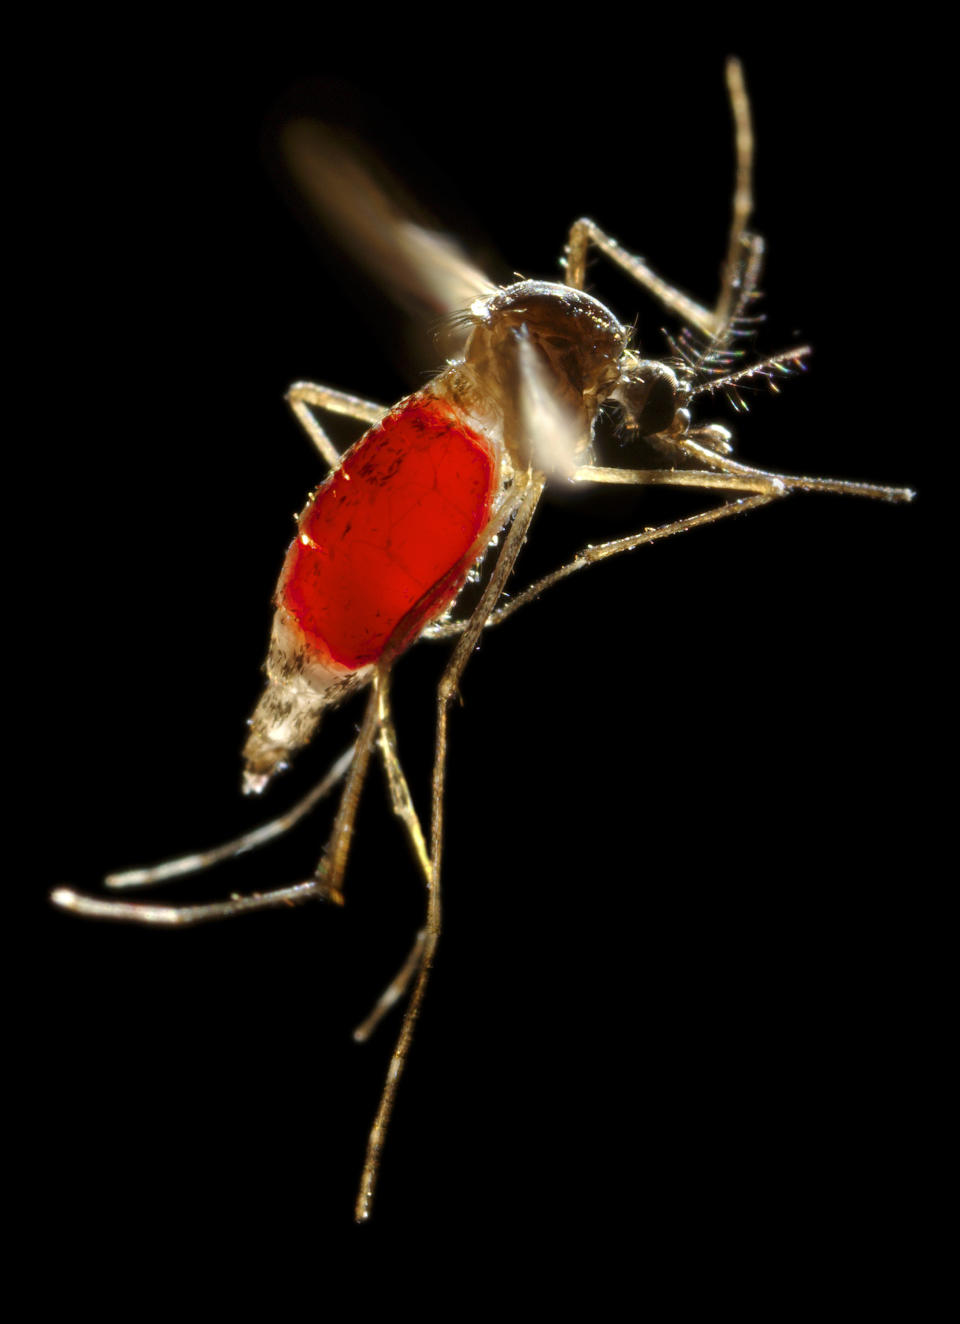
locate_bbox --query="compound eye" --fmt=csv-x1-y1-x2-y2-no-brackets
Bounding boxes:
626,362,679,435
638,373,677,434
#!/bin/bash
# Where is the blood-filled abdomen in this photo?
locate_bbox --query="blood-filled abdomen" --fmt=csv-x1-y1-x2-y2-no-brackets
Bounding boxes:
281,393,499,669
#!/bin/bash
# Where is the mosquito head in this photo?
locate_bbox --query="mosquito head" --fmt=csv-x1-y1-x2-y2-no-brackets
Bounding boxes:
465,281,628,416
612,356,688,439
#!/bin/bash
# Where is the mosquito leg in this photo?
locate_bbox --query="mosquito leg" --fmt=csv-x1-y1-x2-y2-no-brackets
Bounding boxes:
425,449,911,650
565,217,717,336
352,492,531,1048
354,477,546,1223
571,458,915,505
426,495,775,640
348,681,433,1045
352,930,428,1045
102,745,355,890
498,495,781,624
376,683,431,886
312,677,385,902
286,382,387,472
50,879,339,926
713,57,754,333
54,672,397,923
565,60,754,339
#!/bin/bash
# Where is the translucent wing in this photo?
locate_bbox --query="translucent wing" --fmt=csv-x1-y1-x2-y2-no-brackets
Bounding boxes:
511,327,586,477
280,121,497,356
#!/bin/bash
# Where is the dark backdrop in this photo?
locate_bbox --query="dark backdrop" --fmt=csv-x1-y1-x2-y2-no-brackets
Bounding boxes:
29,25,928,1291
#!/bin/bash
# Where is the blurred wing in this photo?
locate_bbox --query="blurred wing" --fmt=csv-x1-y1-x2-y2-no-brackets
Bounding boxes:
280,121,496,349
508,327,586,478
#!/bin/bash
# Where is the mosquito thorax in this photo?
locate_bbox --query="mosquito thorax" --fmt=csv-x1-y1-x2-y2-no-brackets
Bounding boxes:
462,280,628,460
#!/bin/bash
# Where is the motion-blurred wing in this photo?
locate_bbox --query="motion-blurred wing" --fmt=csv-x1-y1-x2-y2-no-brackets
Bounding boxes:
512,328,586,477
280,121,496,350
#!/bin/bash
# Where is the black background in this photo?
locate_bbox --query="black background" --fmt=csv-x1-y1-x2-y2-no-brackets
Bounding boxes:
28,19,931,1296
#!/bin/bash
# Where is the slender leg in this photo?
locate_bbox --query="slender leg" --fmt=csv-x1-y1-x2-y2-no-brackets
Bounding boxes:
51,880,338,926
352,931,428,1045
713,58,755,333
101,746,356,890
50,747,357,922
354,476,546,1223
565,59,756,339
349,681,434,1045
312,677,385,901
424,442,913,648
286,382,386,472
565,217,717,336
349,489,528,1051
571,458,914,505
376,682,431,886
54,673,388,925
426,495,776,642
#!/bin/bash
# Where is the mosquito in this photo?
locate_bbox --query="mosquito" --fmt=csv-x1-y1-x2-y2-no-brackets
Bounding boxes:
52,60,914,1222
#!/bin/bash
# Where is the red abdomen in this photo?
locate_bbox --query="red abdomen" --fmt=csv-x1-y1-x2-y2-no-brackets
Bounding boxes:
280,393,499,670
